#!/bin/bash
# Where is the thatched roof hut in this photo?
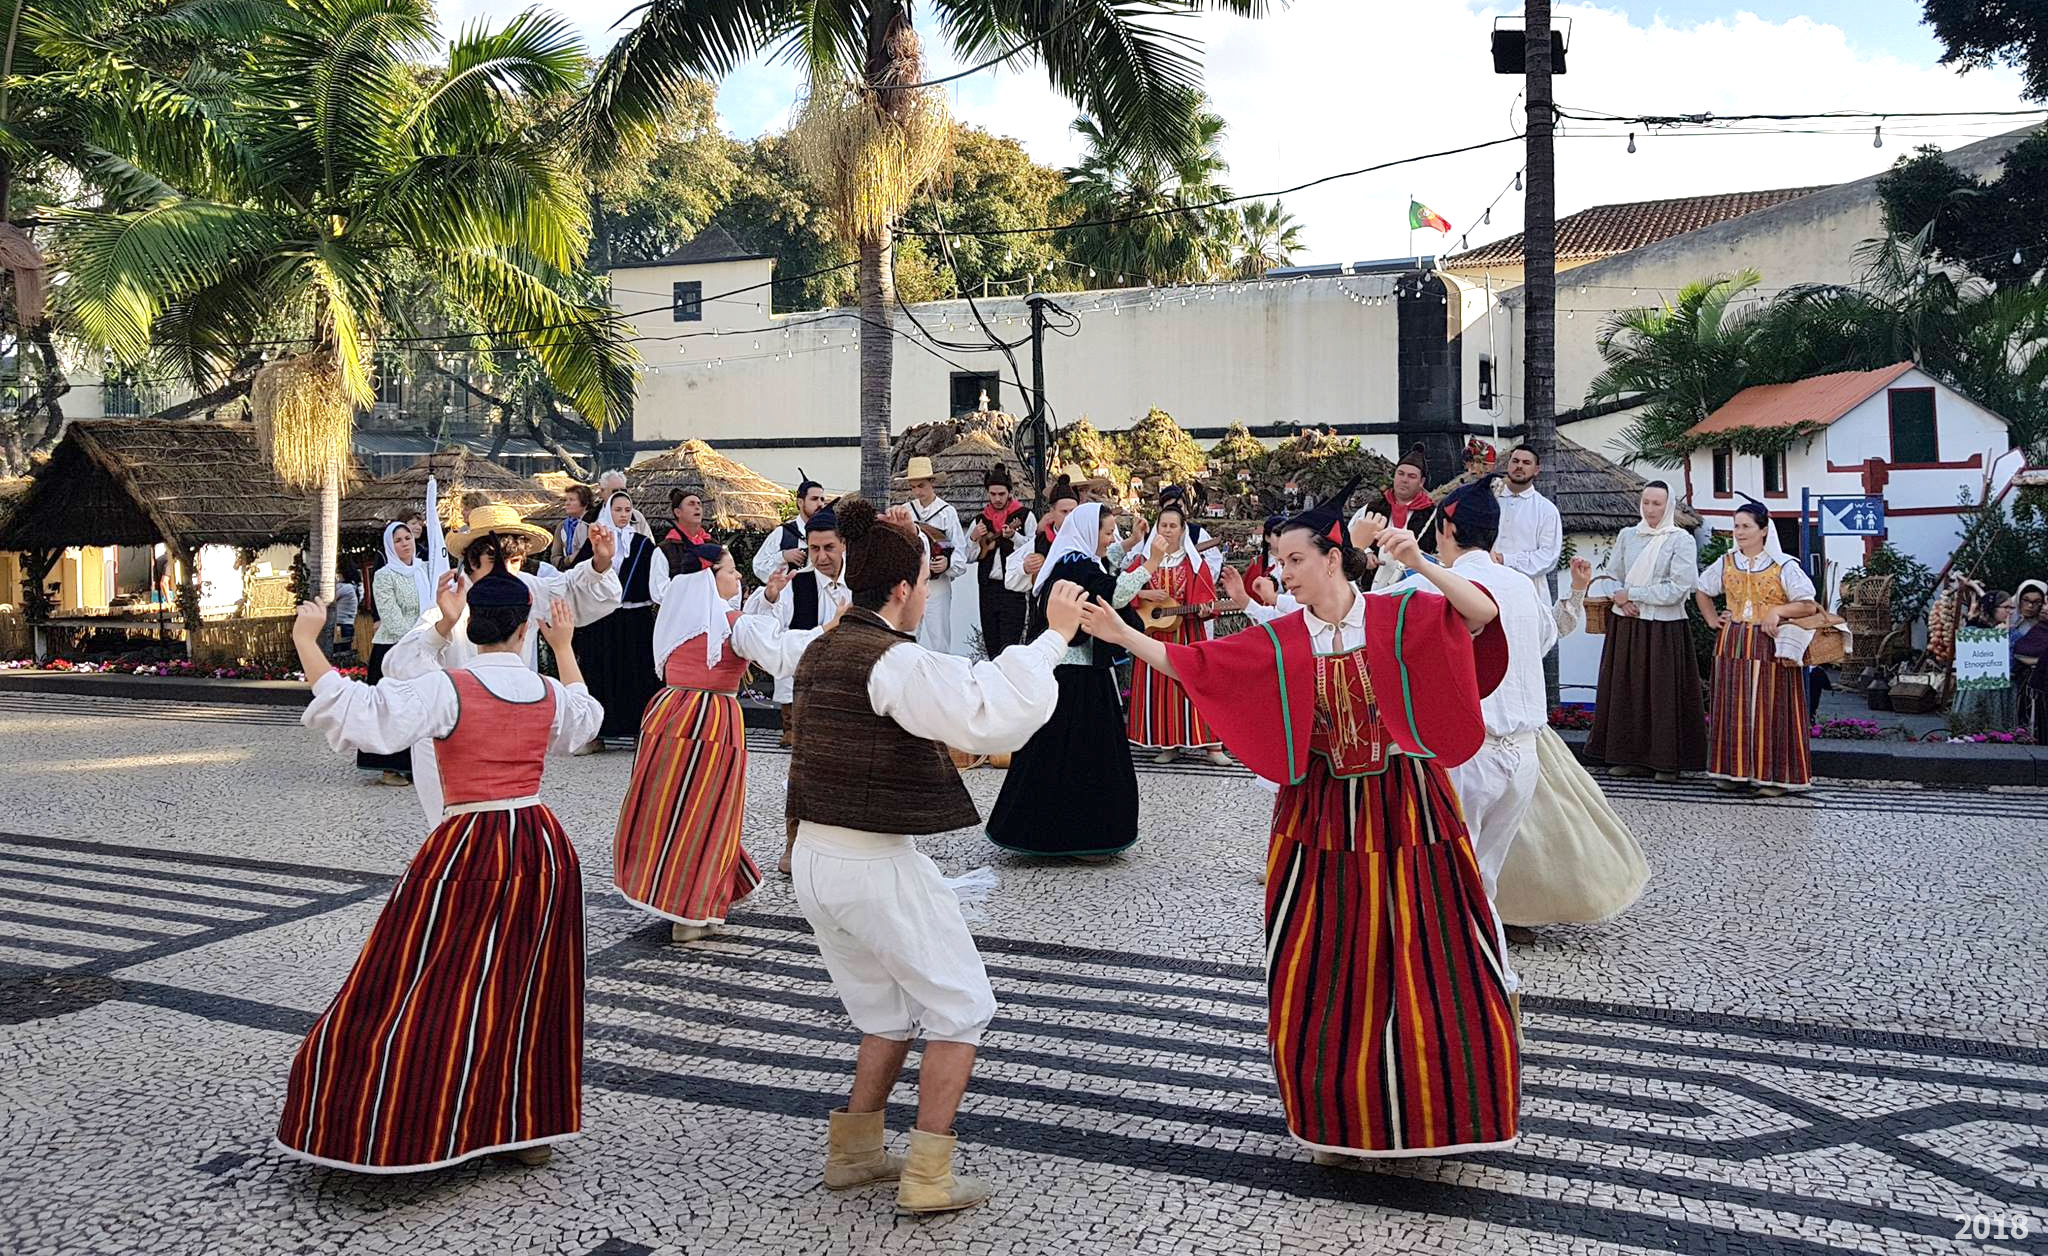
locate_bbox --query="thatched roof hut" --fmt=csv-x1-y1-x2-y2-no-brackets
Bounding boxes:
1428,437,1700,533
0,478,29,538
928,429,1029,518
892,410,1021,476
340,450,555,538
624,439,791,530
0,419,313,555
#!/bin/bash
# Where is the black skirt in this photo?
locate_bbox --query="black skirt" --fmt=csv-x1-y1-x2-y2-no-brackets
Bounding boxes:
355,643,411,774
575,604,662,739
1583,615,1709,773
986,664,1139,857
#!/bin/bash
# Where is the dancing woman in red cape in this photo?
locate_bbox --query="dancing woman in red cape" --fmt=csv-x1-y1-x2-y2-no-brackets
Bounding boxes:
1080,484,1521,1160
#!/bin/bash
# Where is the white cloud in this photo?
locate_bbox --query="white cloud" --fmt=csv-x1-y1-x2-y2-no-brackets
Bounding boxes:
452,0,2036,261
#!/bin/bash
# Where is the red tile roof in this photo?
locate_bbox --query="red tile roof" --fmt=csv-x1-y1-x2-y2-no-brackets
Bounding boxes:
1444,187,1825,268
1687,362,1918,437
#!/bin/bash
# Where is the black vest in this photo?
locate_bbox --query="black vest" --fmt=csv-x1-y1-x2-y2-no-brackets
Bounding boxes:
790,571,823,630
617,534,655,603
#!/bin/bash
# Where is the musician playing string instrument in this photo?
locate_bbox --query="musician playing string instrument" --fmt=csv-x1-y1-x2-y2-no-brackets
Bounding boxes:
967,463,1033,655
1124,500,1229,766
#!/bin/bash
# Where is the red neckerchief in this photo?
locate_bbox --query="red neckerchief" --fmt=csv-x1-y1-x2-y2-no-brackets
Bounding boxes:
1383,488,1432,530
665,524,711,546
981,500,1024,532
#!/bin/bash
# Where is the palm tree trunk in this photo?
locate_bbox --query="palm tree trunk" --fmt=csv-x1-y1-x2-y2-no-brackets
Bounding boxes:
1523,0,1559,703
310,465,339,604
857,231,895,500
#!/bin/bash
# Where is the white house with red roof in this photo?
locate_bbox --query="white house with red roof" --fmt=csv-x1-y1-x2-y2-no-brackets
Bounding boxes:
1684,362,2013,584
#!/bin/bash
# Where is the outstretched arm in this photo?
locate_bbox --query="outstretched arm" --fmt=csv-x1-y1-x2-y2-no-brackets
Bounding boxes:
1081,596,1177,681
1378,529,1498,632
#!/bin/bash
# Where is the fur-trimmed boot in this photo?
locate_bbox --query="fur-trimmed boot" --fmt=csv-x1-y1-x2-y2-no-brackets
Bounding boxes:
822,1108,902,1190
896,1129,989,1213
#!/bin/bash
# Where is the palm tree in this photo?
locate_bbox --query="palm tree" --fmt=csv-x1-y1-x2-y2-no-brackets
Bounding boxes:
1585,271,1772,464
55,0,635,599
1229,199,1302,280
1058,104,1235,288
583,1,1273,499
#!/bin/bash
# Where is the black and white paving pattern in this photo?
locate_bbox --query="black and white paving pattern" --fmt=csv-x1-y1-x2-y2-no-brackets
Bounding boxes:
0,693,2042,1255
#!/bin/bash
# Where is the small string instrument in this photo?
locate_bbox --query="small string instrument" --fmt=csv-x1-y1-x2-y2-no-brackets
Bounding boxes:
1134,601,1209,633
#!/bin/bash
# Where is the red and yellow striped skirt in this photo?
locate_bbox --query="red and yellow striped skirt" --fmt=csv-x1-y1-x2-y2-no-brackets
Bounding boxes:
613,686,761,925
1707,622,1812,789
276,803,583,1172
1266,754,1520,1157
1125,615,1217,750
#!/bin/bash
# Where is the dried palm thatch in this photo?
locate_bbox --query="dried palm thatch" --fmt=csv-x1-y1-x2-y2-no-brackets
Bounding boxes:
0,419,315,553
1428,436,1700,533
790,57,950,244
339,450,556,539
0,477,30,537
624,440,792,531
929,429,1029,519
251,350,354,490
892,410,1019,476
0,223,48,326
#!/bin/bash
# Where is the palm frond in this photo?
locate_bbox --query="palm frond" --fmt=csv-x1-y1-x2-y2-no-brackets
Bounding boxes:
52,199,288,362
578,0,794,162
440,249,639,430
406,8,586,146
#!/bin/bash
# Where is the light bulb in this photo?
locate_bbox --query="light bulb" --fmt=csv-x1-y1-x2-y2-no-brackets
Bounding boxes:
1567,310,1575,320
1086,268,1096,279
1627,132,1636,154
1873,124,1883,149
1514,171,1523,191
2015,250,2025,266
1483,208,1492,225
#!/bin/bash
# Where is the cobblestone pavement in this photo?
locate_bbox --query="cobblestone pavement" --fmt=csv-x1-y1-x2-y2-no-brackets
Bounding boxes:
1,693,2044,1256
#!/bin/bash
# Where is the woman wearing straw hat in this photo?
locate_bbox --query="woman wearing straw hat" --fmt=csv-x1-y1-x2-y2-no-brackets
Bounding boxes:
897,456,968,654
381,502,621,819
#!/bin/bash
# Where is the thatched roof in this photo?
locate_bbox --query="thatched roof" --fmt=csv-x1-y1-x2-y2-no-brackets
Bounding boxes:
340,450,555,538
928,429,1029,518
0,478,28,539
1429,437,1701,533
0,419,314,553
624,440,791,530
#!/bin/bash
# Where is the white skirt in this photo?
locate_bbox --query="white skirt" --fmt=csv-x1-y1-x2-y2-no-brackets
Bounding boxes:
1493,726,1651,927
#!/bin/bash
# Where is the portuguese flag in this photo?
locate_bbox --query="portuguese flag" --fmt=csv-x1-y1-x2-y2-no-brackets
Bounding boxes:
1409,200,1452,233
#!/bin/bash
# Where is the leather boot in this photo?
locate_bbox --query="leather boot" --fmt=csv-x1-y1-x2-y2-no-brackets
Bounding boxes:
896,1129,989,1213
778,703,794,750
822,1108,902,1190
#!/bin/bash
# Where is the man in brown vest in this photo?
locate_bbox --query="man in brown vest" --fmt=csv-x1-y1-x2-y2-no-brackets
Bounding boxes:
782,498,1084,1214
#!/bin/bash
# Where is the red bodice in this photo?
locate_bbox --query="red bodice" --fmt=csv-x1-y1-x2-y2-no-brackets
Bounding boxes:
434,669,556,805
663,611,750,692
1310,648,1396,777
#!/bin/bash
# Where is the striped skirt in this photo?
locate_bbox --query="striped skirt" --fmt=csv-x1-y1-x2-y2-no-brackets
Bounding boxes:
1707,623,1812,789
1266,754,1519,1157
1126,618,1217,750
276,803,583,1173
613,687,761,925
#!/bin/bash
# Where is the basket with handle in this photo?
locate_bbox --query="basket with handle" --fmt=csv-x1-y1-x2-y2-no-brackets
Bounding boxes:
1582,575,1623,635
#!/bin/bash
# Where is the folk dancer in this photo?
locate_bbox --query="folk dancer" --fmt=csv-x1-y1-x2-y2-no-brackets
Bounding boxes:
967,463,1032,655
279,575,601,1172
1581,480,1707,781
1125,500,1228,767
898,457,969,654
1367,477,1554,1009
986,502,1148,860
613,544,821,941
571,490,666,752
753,470,830,583
783,499,1086,1212
1351,444,1437,587
1491,445,1563,600
381,504,620,819
1495,556,1650,937
1695,498,1819,794
1076,480,1519,1162
359,519,434,784
744,505,849,865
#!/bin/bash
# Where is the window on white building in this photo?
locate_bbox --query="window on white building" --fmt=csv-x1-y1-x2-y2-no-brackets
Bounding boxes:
951,372,999,416
1762,448,1787,497
1477,355,1496,410
672,281,703,323
1711,446,1733,496
1887,388,1938,463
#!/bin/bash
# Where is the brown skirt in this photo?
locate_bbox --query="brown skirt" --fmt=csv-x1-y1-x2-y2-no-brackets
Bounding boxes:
1584,615,1708,773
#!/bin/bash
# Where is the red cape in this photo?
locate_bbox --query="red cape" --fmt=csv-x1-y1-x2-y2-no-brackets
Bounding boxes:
1167,589,1506,784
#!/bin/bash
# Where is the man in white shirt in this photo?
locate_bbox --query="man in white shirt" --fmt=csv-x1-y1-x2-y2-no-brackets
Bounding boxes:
898,457,969,654
756,499,1083,1215
1492,445,1563,599
754,472,831,583
1370,477,1553,1003
746,504,851,869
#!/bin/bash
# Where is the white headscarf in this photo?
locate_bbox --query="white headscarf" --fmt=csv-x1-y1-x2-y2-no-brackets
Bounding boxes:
1623,484,1681,589
382,520,434,617
651,564,733,677
1035,502,1107,593
1155,504,1205,572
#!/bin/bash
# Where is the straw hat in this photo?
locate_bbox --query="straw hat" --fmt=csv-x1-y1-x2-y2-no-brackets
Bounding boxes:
897,456,938,482
446,502,553,556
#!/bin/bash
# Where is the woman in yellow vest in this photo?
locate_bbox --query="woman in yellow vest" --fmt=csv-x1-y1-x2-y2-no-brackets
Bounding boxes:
1693,499,1819,794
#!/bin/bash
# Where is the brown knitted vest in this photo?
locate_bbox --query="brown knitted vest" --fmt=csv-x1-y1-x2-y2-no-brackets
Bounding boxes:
788,608,980,834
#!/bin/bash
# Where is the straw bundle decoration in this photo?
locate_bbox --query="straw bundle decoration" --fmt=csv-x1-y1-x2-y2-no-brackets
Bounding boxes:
338,450,556,538
623,439,793,531
251,351,353,490
790,51,951,245
1428,436,1699,534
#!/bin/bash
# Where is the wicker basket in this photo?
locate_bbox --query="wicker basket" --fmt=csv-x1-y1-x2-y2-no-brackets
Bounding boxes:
1583,596,1613,635
1787,610,1848,666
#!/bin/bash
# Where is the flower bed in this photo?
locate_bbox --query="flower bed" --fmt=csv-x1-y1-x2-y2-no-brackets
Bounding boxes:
1,657,358,683
1810,717,1889,740
1548,705,1594,731
1931,728,2036,745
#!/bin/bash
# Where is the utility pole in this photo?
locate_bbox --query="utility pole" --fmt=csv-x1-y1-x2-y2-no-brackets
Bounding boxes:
1523,1,1562,702
1026,294,1052,504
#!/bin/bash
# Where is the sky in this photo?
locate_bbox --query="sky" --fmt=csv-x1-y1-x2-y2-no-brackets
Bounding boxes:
445,0,2038,264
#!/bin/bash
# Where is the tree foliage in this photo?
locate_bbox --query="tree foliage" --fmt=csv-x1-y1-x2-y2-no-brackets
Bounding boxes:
1922,0,2048,102
1877,130,2048,287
